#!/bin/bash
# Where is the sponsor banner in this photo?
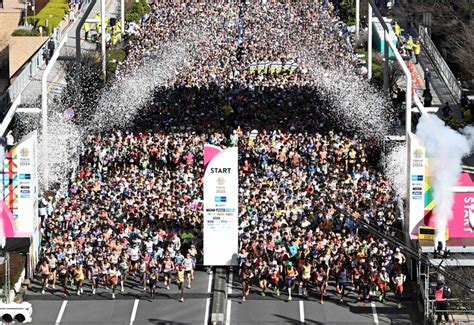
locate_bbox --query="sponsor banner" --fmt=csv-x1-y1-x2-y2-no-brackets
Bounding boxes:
408,133,426,237
424,173,474,238
409,133,474,239
0,131,38,238
203,144,238,266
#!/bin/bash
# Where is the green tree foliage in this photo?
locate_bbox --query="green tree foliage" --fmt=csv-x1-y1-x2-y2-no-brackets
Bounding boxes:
125,0,149,23
338,0,356,25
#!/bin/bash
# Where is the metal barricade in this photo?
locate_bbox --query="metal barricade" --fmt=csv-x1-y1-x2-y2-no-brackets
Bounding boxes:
429,299,474,324
418,25,462,102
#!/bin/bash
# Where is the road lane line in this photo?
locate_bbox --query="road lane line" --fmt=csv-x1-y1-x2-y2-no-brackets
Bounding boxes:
55,300,67,325
228,268,233,294
130,299,139,325
299,300,305,323
204,297,211,325
371,302,379,325
207,272,213,293
225,299,232,325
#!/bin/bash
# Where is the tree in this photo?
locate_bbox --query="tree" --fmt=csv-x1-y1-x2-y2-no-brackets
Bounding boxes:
406,0,474,80
54,52,103,127
389,62,404,96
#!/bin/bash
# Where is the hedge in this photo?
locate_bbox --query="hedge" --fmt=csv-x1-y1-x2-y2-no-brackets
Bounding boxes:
12,29,41,36
106,48,126,76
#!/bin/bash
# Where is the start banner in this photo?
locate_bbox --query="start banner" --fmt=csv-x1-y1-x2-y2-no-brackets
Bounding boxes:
203,144,238,266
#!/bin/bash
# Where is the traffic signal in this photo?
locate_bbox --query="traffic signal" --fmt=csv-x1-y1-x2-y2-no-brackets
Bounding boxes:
0,302,33,323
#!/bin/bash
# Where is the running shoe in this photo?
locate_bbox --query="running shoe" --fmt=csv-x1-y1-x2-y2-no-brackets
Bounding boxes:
112,293,116,299
179,297,184,302
41,289,45,295
187,285,191,289
288,296,292,301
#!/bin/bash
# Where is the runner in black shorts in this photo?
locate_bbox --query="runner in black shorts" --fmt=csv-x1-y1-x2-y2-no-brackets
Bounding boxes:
148,267,159,298
258,261,269,296
241,266,252,302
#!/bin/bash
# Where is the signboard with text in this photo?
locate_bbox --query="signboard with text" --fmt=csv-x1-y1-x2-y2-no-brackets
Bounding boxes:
203,144,238,265
408,133,474,239
0,131,39,238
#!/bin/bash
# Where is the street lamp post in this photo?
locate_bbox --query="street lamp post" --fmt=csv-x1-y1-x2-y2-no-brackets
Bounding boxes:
367,3,373,80
101,0,106,81
120,0,124,34
355,0,360,41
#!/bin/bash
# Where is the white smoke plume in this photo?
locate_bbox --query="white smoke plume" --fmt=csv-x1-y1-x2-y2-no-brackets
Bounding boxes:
461,125,474,151
303,63,395,138
416,114,471,249
90,34,197,132
384,142,407,199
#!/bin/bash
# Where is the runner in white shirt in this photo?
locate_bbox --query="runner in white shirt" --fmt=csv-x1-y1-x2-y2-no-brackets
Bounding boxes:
129,245,140,274
183,254,194,289
145,239,154,256
139,259,148,291
109,266,121,299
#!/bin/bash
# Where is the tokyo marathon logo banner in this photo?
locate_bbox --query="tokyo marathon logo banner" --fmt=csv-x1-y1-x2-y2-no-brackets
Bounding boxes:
203,144,238,266
0,131,39,238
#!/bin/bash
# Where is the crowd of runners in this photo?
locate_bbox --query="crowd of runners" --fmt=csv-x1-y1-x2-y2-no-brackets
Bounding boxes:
36,1,408,306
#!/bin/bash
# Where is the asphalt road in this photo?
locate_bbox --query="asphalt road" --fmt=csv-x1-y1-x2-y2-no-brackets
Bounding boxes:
25,268,423,324
26,270,213,325
226,269,422,325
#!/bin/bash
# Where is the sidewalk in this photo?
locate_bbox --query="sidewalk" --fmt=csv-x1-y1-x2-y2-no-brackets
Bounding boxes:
390,1,462,120
20,0,119,106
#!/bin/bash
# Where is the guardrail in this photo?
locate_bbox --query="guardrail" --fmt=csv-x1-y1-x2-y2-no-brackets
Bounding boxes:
418,25,462,102
429,299,474,323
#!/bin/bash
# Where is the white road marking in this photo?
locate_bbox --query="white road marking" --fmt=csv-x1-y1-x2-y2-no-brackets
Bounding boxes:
228,268,233,294
299,300,305,323
371,302,379,325
225,299,232,325
204,297,211,325
55,300,67,325
207,272,213,293
130,299,139,325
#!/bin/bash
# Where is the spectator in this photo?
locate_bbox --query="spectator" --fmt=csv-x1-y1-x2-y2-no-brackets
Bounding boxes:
434,279,451,324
